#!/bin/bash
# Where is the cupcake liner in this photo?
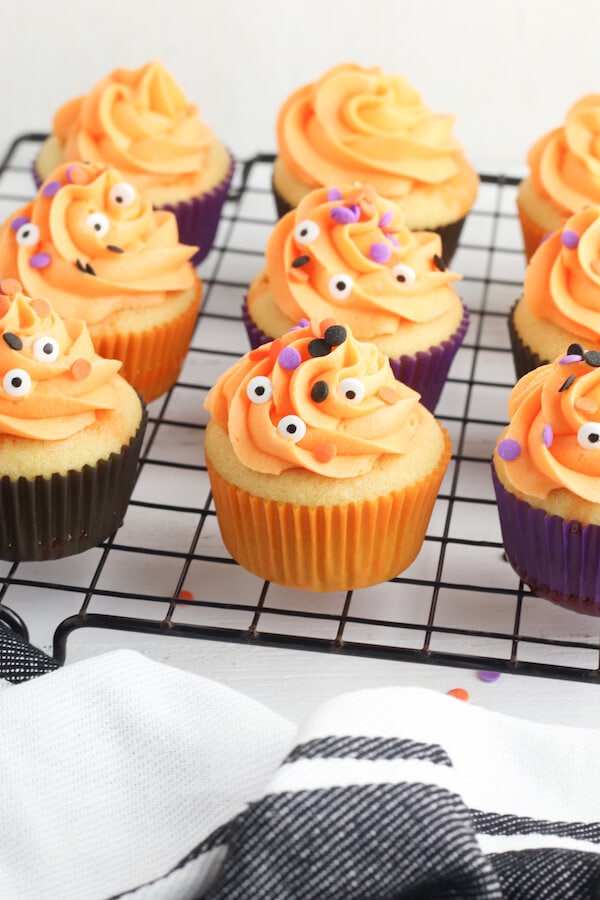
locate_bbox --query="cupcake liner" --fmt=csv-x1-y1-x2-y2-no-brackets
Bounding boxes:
516,199,550,262
492,466,600,615
93,287,201,403
507,302,548,380
206,429,451,593
0,408,147,562
242,299,469,413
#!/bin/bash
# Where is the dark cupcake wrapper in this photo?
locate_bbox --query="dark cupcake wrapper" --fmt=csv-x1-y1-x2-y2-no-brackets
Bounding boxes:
0,407,147,562
492,464,600,616
507,302,549,380
241,299,469,413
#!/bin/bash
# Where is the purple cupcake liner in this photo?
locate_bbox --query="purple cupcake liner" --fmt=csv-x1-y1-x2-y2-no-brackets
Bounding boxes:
492,465,600,616
507,302,549,380
242,299,469,413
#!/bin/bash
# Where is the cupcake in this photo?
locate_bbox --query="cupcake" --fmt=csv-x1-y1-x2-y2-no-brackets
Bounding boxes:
509,206,600,379
0,280,146,562
517,95,600,260
0,161,202,403
244,183,468,412
273,62,479,263
493,346,600,615
34,60,234,265
204,320,451,593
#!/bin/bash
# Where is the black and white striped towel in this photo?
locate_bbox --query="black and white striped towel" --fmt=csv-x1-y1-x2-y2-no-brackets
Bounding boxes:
1,634,599,899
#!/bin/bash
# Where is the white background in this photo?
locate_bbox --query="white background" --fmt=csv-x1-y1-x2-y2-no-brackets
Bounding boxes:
3,0,599,171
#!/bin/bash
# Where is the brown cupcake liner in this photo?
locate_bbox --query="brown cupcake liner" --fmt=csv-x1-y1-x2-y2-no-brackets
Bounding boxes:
206,429,451,593
507,303,549,380
0,407,147,562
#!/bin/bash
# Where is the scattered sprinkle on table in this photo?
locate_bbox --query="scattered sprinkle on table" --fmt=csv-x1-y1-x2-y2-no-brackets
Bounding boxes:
478,671,501,683
447,688,470,702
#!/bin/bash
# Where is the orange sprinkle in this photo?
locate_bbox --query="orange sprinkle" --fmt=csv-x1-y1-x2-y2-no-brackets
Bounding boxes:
66,165,92,185
447,688,470,702
30,298,52,317
290,267,309,282
575,397,599,414
178,589,194,601
0,278,21,296
268,338,283,360
70,358,92,380
591,260,600,276
378,386,398,405
314,442,337,463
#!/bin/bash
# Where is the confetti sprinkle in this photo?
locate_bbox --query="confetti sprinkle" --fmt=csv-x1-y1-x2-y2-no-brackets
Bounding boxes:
0,278,22,295
314,442,337,463
498,438,521,461
543,424,553,447
278,347,302,371
310,381,329,403
561,230,579,249
70,358,92,380
42,180,61,197
308,338,331,358
327,188,342,201
378,386,398,405
559,374,576,392
584,350,600,367
29,252,51,270
330,206,359,225
178,589,194,601
66,165,91,185
31,298,52,317
433,254,447,271
369,242,391,264
2,332,22,350
379,211,393,228
10,216,29,233
323,324,347,346
291,255,310,268
478,671,501,683
447,688,469,702
559,354,583,365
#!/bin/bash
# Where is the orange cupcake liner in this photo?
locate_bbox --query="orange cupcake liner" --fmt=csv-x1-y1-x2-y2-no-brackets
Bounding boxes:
206,429,451,593
92,289,201,403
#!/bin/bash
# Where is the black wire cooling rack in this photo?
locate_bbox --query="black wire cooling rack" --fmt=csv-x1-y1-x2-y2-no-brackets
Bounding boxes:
1,133,600,683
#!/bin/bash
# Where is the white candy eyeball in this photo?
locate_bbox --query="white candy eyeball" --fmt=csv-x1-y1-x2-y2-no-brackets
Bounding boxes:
33,336,60,363
338,378,365,402
15,221,40,247
328,273,354,300
3,368,31,398
577,421,600,449
294,220,320,245
109,182,136,208
84,212,110,237
246,375,272,404
392,262,416,284
277,415,306,443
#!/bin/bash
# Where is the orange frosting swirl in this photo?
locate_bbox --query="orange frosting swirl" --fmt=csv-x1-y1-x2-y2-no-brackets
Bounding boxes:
0,161,198,324
250,184,461,338
525,206,600,341
496,349,600,501
529,95,600,214
0,287,122,440
205,320,426,478
52,60,215,191
277,63,465,197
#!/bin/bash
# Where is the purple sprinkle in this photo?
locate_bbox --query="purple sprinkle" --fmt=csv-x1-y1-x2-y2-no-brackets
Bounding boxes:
543,424,553,447
478,671,501,683
369,242,392,264
498,438,521,461
10,215,29,232
384,233,400,247
29,252,51,270
298,318,309,327
379,211,393,228
561,229,579,249
327,188,342,201
330,206,359,225
540,232,552,244
278,347,302,371
559,354,583,364
42,180,61,197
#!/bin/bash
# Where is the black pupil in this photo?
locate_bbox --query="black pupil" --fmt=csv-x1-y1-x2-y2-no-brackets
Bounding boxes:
300,229,308,237
22,229,29,239
11,377,21,388
255,385,265,396
589,433,599,443
116,196,123,203
346,390,356,399
336,280,346,291
396,274,406,282
94,223,102,231
287,424,296,434
43,343,53,355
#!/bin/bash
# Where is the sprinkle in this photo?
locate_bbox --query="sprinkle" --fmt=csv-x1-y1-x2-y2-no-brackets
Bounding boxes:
278,347,302,370
576,397,599,414
330,206,359,225
447,688,469,702
498,438,521,461
178,589,194,602
559,354,583,365
308,338,331,358
29,252,51,269
70,358,92,380
323,324,347,346
311,380,329,403
31,298,52,317
66,165,91,185
478,671,501,683
584,350,600,367
2,332,22,350
298,318,309,328
559,374,576,392
291,255,310,268
0,278,21,295
369,242,391,264
543,424,553,447
433,254,447,271
327,188,342,201
379,211,393,228
290,266,309,282
107,244,124,253
378,386,398,405
314,442,337,463
10,216,30,232
268,338,283,360
42,180,61,197
561,229,579,249
385,233,400,247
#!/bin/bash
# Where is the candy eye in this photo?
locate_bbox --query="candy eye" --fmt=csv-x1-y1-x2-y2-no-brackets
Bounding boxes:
33,336,59,363
109,182,136,208
15,221,40,247
338,378,365,402
577,422,600,448
294,220,320,245
277,415,306,443
84,212,109,237
328,273,354,300
392,263,416,284
246,375,272,404
3,368,31,398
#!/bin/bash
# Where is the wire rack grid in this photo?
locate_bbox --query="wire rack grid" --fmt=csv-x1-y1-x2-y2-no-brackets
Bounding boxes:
0,134,599,683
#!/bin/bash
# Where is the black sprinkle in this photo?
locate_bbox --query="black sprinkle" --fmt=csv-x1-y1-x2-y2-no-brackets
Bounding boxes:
323,325,347,347
433,254,447,271
559,374,576,392
567,342,584,357
307,338,331,358
85,262,96,276
584,350,600,367
310,381,329,403
291,255,310,268
2,332,22,351
107,244,124,253
76,259,86,272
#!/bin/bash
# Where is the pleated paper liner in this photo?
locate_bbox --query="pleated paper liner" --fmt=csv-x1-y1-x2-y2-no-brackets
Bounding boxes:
507,303,549,381
92,287,201,403
492,465,600,616
242,299,470,413
0,407,147,562
206,429,451,593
